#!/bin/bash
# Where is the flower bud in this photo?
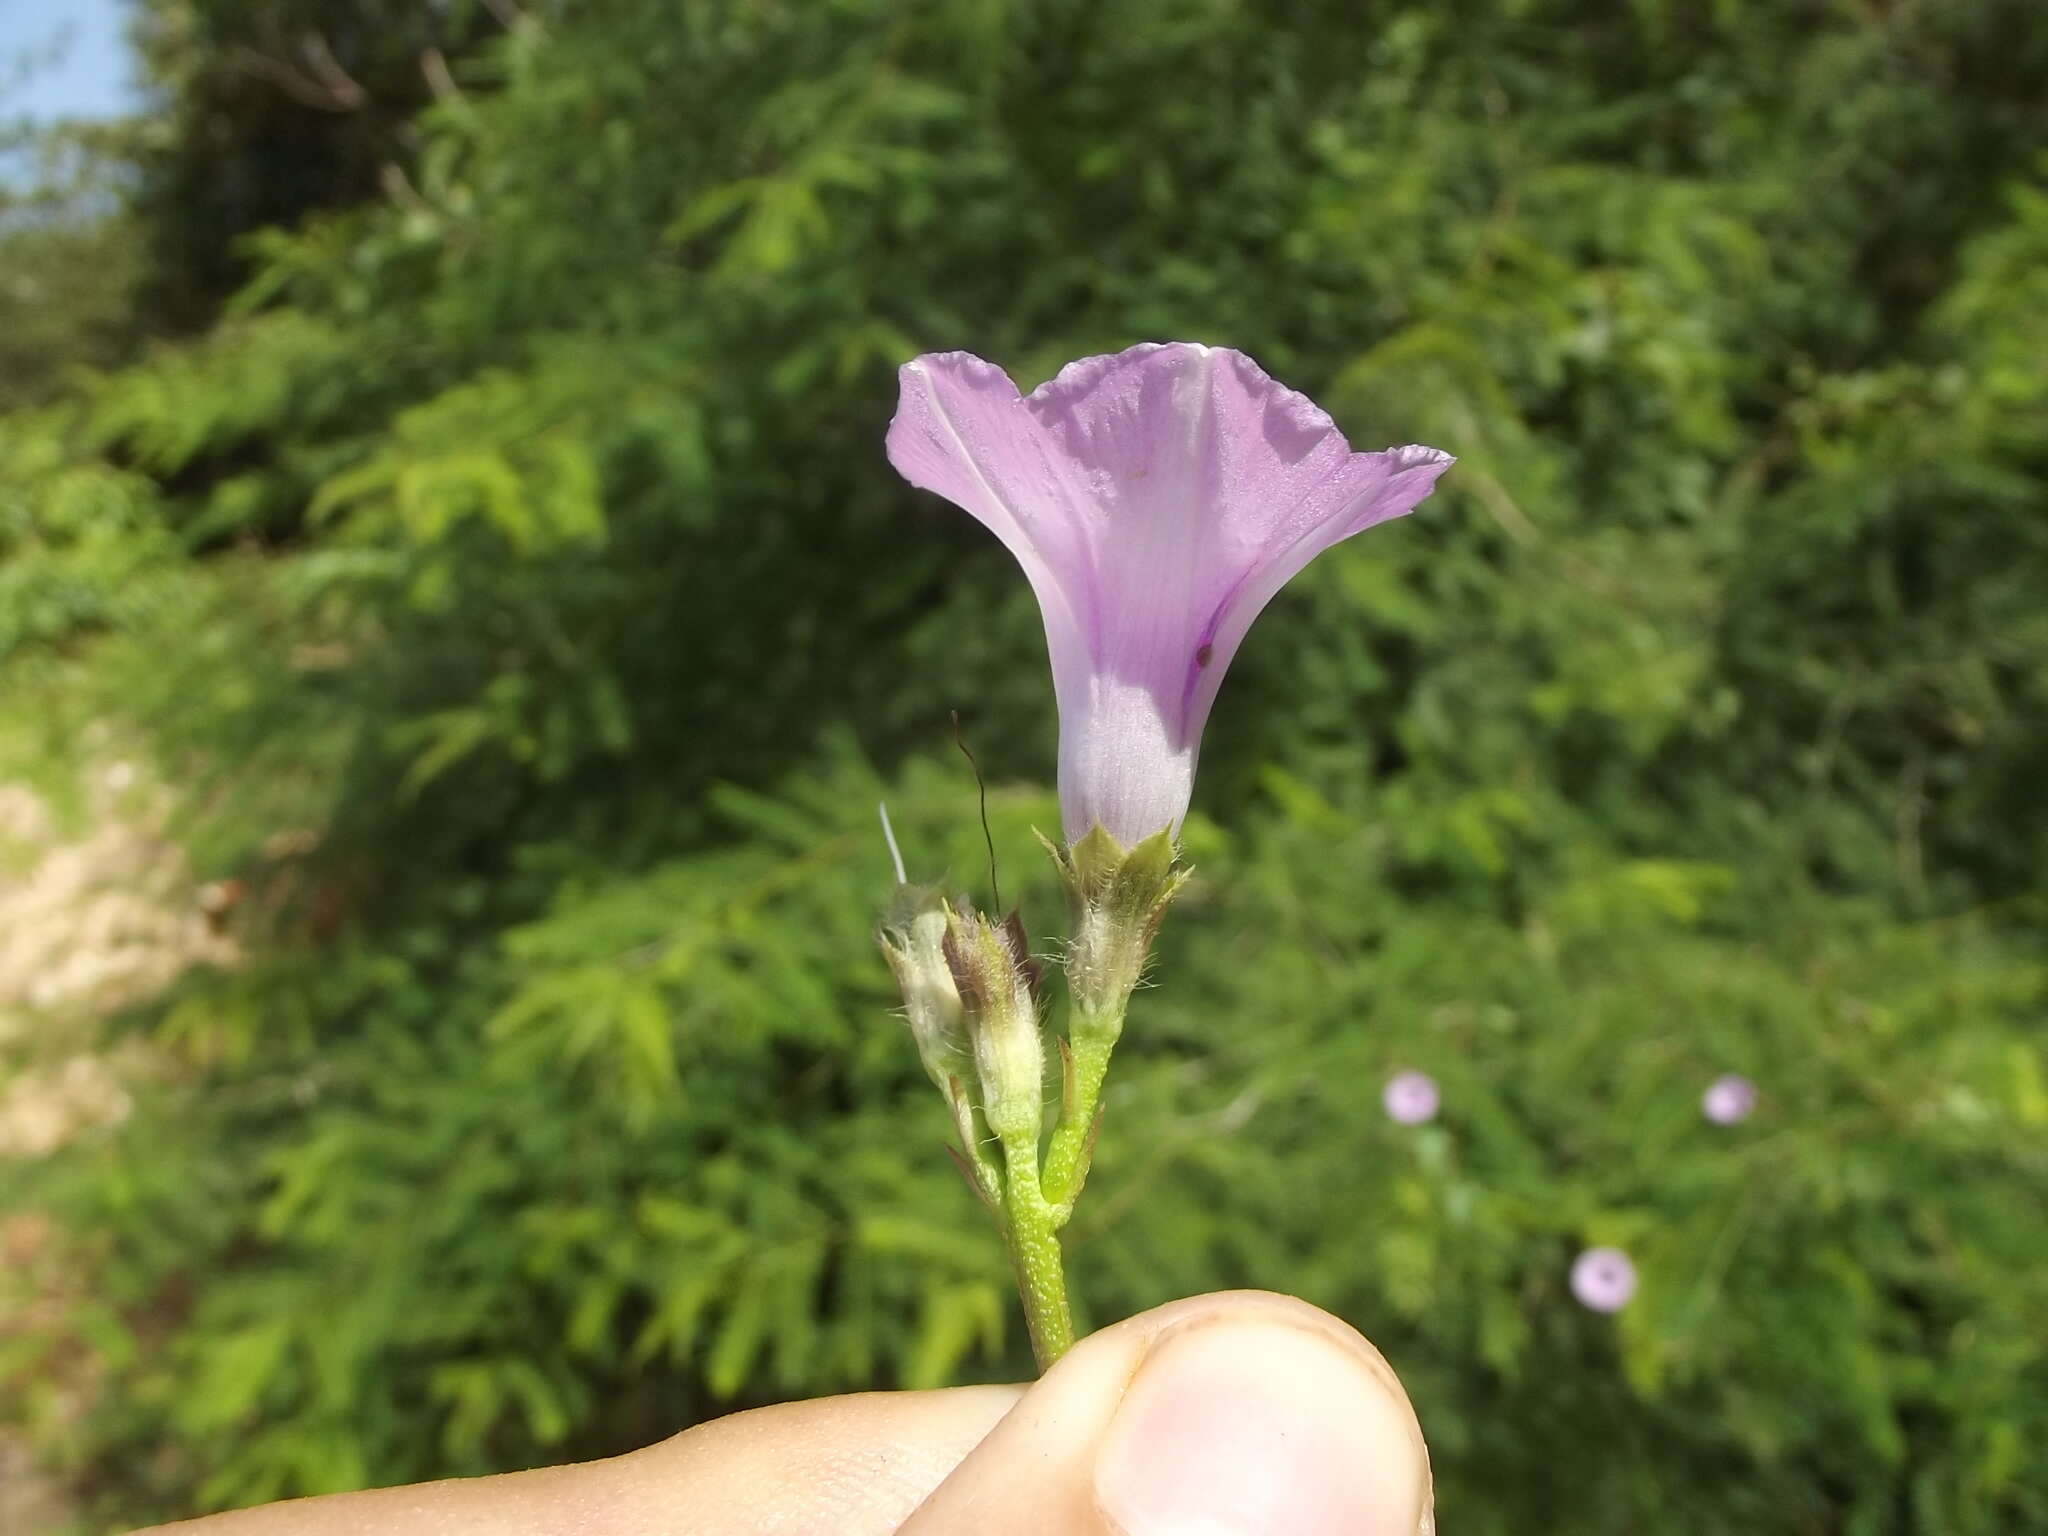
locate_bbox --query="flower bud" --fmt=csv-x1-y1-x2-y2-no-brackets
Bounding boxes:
879,886,971,1094
942,906,1044,1146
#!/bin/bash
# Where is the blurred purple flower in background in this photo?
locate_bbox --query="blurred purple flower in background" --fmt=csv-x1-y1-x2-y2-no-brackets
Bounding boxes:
1702,1073,1759,1125
887,343,1453,846
1570,1247,1638,1313
1383,1069,1440,1125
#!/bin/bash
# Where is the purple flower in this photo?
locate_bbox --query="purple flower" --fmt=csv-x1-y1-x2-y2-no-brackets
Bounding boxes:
1570,1247,1638,1313
887,343,1453,846
1702,1073,1758,1125
1382,1069,1440,1125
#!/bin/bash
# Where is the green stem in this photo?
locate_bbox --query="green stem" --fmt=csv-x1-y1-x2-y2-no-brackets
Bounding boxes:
1001,1161,1075,1369
988,1004,1131,1370
1042,1009,1122,1212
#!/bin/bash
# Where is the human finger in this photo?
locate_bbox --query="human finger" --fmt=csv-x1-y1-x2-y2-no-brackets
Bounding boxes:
140,1380,1023,1536
898,1288,1432,1536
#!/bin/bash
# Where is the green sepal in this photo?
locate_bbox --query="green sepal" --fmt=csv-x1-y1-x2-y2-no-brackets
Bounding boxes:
1044,825,1185,931
878,884,972,1091
941,903,1045,1147
1038,824,1189,1019
942,1075,1002,1209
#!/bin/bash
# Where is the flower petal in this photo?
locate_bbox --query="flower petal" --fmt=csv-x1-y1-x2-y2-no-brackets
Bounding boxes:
1184,436,1452,749
886,351,1100,759
1026,345,1450,839
887,343,1453,845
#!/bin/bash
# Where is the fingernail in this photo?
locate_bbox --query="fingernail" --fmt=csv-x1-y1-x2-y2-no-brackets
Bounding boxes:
1093,1317,1425,1535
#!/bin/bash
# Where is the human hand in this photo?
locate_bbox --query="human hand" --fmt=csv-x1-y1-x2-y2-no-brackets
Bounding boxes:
144,1290,1432,1535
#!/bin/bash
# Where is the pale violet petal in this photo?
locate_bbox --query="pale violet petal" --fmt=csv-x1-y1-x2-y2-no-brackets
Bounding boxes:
886,343,1453,846
886,352,1099,787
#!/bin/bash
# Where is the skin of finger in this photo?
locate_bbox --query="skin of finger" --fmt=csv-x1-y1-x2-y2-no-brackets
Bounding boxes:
136,1383,1023,1536
895,1289,1432,1536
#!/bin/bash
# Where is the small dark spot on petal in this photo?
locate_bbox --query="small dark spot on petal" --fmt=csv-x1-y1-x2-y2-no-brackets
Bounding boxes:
1195,644,1214,667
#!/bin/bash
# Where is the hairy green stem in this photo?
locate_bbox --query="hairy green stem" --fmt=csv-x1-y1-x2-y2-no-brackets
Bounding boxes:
994,1118,1074,1368
1042,1013,1121,1211
995,1004,1128,1369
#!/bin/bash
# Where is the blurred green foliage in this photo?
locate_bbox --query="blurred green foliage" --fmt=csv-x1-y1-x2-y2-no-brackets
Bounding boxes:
0,125,145,410
3,0,2047,1531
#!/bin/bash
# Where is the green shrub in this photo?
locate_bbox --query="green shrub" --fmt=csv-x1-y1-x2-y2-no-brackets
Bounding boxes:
3,1,2045,1530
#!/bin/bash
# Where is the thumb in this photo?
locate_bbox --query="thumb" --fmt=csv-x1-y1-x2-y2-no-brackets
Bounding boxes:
900,1289,1433,1536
